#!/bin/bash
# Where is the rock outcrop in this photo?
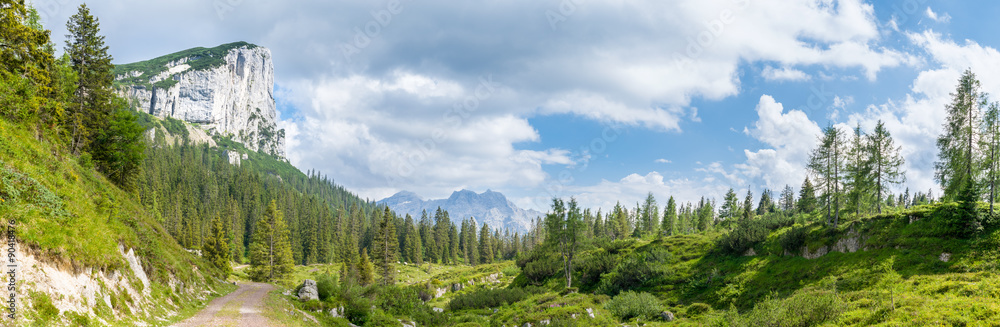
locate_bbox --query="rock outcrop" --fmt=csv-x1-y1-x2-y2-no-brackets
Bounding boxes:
298,279,319,301
115,42,285,158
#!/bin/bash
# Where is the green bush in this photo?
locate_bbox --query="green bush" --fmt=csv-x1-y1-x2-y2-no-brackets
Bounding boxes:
779,227,807,254
576,250,618,289
363,309,398,327
605,291,661,321
516,250,561,286
447,286,544,311
720,290,843,327
596,247,671,295
718,219,769,255
316,273,337,301
78,152,93,170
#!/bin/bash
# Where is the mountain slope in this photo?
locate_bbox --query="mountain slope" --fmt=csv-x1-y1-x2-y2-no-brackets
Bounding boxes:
1,117,229,326
114,41,285,158
379,189,541,233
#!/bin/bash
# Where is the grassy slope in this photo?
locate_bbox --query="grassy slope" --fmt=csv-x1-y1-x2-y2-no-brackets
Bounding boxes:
0,119,230,326
113,41,258,89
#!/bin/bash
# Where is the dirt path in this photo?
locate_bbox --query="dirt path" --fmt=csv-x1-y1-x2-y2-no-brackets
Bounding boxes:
171,282,276,327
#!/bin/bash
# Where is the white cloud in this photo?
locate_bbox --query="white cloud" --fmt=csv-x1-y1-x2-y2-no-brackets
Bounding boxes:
761,66,810,82
732,95,823,191
655,159,672,164
925,7,951,23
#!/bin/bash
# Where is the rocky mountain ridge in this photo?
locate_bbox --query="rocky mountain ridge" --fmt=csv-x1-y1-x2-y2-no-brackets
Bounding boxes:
114,42,285,158
379,189,541,233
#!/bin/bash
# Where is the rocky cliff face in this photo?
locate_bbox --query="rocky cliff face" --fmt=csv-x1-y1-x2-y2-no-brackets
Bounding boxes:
115,42,285,158
379,189,540,233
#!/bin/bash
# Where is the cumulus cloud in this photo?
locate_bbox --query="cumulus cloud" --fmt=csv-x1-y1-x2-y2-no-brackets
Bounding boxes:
761,66,811,82
730,95,823,191
37,0,923,205
655,159,672,164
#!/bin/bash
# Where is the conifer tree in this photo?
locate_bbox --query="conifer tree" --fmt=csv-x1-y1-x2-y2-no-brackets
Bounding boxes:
810,125,846,227
937,69,986,200
403,214,422,264
357,248,374,286
741,189,754,224
203,214,232,277
372,207,398,286
65,4,114,154
662,196,677,235
981,102,1000,214
797,177,817,214
638,192,659,236
479,223,493,264
248,200,294,283
868,120,906,214
845,124,872,216
779,185,795,213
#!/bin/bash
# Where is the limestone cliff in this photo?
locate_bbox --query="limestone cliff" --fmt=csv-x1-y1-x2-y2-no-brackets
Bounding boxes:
114,42,285,158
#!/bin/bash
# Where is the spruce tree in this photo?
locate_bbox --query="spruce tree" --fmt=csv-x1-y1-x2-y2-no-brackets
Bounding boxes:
372,207,398,286
65,4,114,154
203,214,232,277
357,248,374,286
248,200,294,283
741,189,754,224
662,196,677,235
981,102,1000,214
797,177,817,214
479,223,493,264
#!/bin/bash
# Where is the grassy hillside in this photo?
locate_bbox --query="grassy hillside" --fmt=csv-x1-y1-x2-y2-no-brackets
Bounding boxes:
113,41,258,89
494,205,1000,326
0,118,230,326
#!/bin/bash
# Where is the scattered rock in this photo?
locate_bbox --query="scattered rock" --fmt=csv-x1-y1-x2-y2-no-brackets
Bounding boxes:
451,283,464,292
523,323,532,327
434,288,447,298
940,253,951,262
297,279,319,301
661,311,675,322
433,307,444,313
282,289,293,296
399,319,416,327
744,248,757,256
329,306,343,318
586,307,595,318
540,319,550,325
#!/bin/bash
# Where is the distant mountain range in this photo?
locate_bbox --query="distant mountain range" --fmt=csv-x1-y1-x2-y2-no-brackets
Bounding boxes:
378,190,541,234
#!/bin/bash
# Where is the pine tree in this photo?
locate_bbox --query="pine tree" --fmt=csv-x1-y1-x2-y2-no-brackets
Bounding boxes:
479,223,493,264
868,120,906,214
697,198,713,232
662,196,677,235
203,214,232,277
357,248,374,286
91,103,145,190
403,214,422,264
420,210,436,263
756,189,774,216
720,189,739,222
65,4,114,154
936,69,986,200
248,200,294,283
372,207,398,286
797,177,817,214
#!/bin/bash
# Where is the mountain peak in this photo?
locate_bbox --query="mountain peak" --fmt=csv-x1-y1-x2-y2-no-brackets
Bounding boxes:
378,190,538,233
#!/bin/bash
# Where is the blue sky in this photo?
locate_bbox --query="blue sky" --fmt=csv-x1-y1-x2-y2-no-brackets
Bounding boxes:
36,0,1000,211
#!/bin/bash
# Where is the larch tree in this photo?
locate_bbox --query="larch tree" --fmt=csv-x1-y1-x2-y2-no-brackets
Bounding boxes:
544,197,583,289
981,102,1000,214
936,69,986,201
868,120,906,214
810,125,846,228
779,185,796,213
845,124,872,216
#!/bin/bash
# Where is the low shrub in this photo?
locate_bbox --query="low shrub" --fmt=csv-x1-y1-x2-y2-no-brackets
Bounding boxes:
596,247,671,295
720,289,843,327
779,226,807,254
605,291,662,321
316,273,337,301
447,287,544,311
